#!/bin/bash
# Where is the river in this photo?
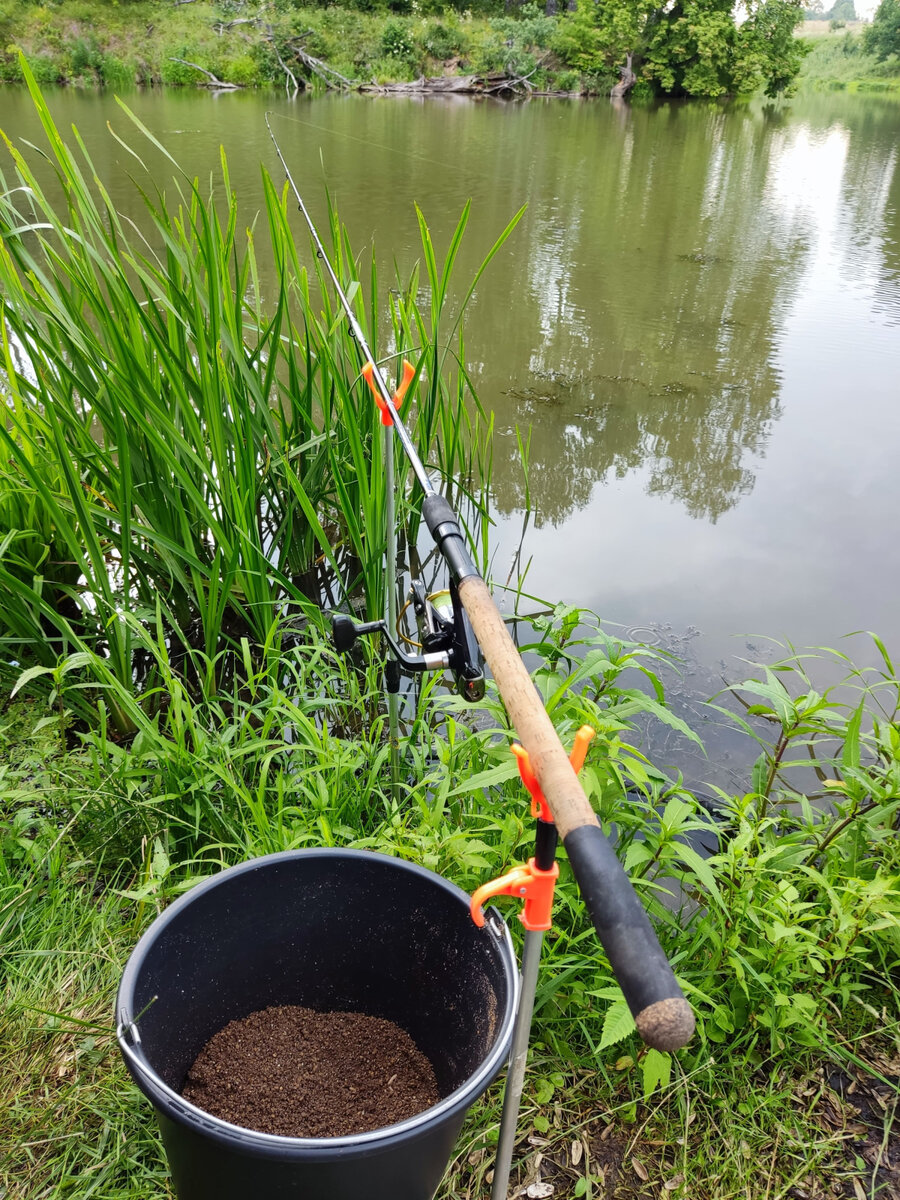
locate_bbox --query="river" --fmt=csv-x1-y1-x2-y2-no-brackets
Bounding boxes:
2,85,898,783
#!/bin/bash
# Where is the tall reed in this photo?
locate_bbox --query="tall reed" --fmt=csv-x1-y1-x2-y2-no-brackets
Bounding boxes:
0,60,518,726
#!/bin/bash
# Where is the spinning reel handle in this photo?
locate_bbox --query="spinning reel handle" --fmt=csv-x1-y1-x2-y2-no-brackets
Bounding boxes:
331,614,382,654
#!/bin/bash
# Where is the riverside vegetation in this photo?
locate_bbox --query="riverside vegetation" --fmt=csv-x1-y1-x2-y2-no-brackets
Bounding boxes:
796,21,900,92
1,69,899,1199
3,0,899,97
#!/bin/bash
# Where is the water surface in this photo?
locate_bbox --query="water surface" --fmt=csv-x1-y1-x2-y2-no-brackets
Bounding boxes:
2,86,898,780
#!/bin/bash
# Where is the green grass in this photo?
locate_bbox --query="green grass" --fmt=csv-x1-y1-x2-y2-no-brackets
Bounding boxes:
2,618,898,1199
0,65,510,729
798,26,900,91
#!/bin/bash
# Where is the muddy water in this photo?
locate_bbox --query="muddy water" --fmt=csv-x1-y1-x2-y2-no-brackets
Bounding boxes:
2,86,898,783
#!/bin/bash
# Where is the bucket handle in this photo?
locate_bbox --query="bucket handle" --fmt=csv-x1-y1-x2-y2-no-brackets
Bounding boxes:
117,1007,197,1126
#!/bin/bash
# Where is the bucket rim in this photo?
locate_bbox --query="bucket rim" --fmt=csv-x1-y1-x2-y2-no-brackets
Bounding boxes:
117,847,519,1152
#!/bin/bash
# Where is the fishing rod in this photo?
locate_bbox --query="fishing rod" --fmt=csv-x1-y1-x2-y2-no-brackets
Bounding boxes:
265,114,694,1057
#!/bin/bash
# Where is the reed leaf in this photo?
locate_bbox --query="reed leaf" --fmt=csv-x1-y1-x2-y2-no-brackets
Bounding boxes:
0,60,518,724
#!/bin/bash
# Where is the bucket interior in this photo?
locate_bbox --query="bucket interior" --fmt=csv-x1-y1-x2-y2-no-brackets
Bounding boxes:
120,850,516,1112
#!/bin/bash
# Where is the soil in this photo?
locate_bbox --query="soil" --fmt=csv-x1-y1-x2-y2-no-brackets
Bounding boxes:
182,1005,440,1138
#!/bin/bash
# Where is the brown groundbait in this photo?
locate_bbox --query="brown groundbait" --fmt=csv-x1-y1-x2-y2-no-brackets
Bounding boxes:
183,1005,440,1138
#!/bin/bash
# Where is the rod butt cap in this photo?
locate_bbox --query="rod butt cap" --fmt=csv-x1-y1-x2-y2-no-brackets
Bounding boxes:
635,997,695,1052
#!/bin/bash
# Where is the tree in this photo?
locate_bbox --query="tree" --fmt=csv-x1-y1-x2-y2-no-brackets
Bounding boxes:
553,0,808,97
863,0,900,58
828,0,857,20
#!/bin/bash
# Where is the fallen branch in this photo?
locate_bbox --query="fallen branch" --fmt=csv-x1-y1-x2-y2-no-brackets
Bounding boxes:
271,39,301,95
359,71,534,96
290,42,355,90
262,31,354,91
481,67,537,95
213,18,263,34
169,58,243,89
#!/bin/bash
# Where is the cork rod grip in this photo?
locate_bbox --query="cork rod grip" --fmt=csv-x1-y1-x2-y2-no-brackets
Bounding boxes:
458,575,695,1053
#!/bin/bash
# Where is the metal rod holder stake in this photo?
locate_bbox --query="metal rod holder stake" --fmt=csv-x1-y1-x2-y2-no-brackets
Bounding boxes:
492,927,544,1200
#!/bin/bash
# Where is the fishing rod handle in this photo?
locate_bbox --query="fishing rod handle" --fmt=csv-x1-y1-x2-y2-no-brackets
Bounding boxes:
457,575,695,1053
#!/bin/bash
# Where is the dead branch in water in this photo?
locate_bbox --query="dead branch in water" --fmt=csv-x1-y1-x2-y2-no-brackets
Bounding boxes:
169,58,243,89
290,42,355,90
269,37,301,94
359,71,536,97
260,31,354,91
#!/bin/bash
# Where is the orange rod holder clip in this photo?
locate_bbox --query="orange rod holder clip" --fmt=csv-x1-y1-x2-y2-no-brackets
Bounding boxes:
512,725,595,821
469,726,595,932
469,860,559,932
363,359,415,426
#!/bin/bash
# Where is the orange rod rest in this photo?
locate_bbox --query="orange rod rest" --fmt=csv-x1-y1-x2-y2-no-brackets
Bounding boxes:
469,860,559,932
363,359,415,426
512,725,595,821
470,726,595,931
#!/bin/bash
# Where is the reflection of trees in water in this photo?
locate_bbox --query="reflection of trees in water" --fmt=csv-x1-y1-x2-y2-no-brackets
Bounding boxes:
482,100,894,527
854,133,899,326
498,372,767,525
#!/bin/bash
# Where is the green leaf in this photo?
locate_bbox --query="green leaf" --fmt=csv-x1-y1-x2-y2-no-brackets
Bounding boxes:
641,1048,671,1098
11,663,55,696
672,841,727,911
842,702,863,774
751,752,769,796
736,678,794,725
600,999,636,1050
444,759,519,798
615,690,705,747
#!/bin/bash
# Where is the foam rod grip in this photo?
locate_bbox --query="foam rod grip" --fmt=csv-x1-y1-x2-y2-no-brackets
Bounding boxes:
564,824,695,1052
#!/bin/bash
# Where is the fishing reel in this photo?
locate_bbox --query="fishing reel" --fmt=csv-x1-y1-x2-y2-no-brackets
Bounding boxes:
331,579,485,703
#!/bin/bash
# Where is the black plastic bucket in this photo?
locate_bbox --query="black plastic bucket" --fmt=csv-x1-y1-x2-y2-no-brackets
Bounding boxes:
117,848,519,1200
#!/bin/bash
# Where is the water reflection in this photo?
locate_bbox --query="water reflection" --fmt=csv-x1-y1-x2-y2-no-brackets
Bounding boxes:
484,100,898,530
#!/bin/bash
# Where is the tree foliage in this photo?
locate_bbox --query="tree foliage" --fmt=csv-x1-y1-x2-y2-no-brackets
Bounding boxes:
553,0,808,96
863,0,900,58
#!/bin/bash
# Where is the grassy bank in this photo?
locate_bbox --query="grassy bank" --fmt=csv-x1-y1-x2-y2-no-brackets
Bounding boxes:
1,74,899,1200
0,0,581,92
2,620,899,1199
4,0,899,96
798,22,900,92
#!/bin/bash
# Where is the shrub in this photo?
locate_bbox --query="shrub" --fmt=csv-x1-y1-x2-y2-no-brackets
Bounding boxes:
0,46,24,81
470,32,536,76
218,53,259,86
492,3,557,48
160,52,209,85
554,66,581,90
380,17,417,60
27,53,60,84
97,53,135,89
69,33,102,80
422,20,469,59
